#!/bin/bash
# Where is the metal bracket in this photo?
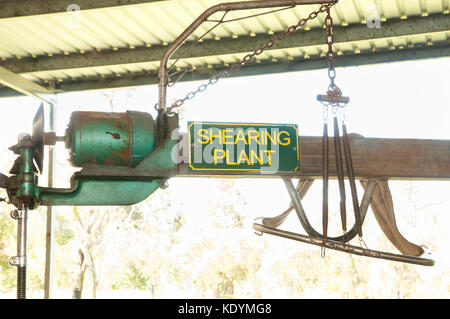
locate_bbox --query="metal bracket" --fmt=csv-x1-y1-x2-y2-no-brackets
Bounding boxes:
10,209,24,220
9,256,26,267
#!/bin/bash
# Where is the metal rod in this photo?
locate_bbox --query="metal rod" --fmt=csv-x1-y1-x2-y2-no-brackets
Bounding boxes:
16,205,28,299
253,222,435,266
157,0,337,111
44,102,56,299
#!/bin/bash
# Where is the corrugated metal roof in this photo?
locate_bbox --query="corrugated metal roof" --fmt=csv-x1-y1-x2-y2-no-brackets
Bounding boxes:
0,0,449,94
17,28,448,82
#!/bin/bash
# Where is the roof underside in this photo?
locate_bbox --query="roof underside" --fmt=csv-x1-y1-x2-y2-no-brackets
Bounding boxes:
0,0,449,97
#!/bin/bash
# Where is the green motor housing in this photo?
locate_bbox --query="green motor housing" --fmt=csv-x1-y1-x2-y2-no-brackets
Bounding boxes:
65,111,156,167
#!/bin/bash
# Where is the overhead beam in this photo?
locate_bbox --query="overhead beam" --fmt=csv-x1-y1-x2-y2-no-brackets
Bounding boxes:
0,66,56,104
0,44,447,97
177,134,450,180
1,14,449,75
0,0,167,18
69,133,450,180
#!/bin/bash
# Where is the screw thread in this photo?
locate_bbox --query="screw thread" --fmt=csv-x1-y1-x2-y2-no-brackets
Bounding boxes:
17,266,26,299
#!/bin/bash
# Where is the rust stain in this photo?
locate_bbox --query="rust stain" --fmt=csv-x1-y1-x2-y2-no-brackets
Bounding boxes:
72,111,125,126
104,157,114,165
113,148,131,164
85,157,98,165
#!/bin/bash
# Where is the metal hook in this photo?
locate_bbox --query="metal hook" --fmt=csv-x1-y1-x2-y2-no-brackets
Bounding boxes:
359,236,369,251
253,217,264,236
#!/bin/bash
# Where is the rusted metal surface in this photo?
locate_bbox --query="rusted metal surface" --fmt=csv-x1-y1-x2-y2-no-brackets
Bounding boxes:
317,93,350,105
65,111,155,167
0,172,9,188
42,132,64,146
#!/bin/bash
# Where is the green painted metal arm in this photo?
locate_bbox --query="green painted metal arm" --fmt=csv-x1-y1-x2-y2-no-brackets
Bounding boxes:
34,137,177,206
37,179,163,206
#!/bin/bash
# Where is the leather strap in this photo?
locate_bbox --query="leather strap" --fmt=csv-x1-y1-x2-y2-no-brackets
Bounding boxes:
261,178,314,228
342,123,362,237
333,115,347,232
322,122,329,239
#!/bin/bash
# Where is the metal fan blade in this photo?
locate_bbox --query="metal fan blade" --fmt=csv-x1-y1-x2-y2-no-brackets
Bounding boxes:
32,103,45,174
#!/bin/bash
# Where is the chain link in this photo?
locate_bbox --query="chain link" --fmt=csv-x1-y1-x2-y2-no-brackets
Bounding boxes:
167,2,335,114
324,6,336,88
318,6,349,110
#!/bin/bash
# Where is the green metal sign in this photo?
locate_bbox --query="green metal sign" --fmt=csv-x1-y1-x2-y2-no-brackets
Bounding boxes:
188,122,299,173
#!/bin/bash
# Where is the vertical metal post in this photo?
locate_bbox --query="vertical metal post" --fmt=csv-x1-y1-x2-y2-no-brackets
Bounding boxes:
10,132,35,299
16,205,28,299
9,206,28,299
44,97,57,299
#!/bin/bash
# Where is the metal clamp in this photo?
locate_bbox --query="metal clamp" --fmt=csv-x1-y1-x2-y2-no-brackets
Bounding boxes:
9,256,26,267
10,209,24,220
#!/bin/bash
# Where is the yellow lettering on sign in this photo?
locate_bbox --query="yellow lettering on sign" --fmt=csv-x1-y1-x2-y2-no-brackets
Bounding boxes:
223,129,234,145
264,130,277,145
278,131,291,146
263,150,276,165
248,130,260,145
250,150,263,165
237,150,250,165
226,150,237,165
197,129,209,144
213,149,225,164
234,130,247,145
194,125,294,168
210,129,222,142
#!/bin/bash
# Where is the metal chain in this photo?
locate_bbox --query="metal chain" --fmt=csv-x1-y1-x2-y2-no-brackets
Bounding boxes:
324,6,336,89
167,2,336,114
319,6,348,110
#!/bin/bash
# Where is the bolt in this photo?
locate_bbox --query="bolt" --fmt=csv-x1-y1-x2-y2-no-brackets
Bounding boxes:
9,256,19,266
10,209,21,220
